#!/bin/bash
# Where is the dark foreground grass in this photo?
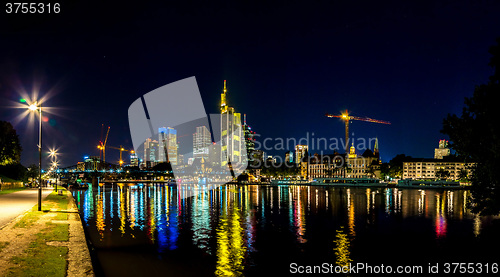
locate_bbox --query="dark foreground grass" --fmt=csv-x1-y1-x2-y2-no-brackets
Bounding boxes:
7,228,69,277
14,188,69,228
0,241,9,252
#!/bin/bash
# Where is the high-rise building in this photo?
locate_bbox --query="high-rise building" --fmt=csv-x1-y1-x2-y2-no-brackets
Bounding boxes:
434,139,450,159
295,145,308,164
130,153,139,167
220,80,244,166
158,127,178,165
242,114,256,161
285,151,294,163
177,154,184,165
193,126,212,159
144,138,159,168
208,143,220,165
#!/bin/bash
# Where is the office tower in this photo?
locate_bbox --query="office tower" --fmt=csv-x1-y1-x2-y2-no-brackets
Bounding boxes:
295,145,308,164
193,126,212,159
220,80,244,166
130,153,139,166
158,127,178,165
144,138,159,167
242,114,256,159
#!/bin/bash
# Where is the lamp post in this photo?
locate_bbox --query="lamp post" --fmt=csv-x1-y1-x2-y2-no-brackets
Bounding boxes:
29,102,43,211
49,149,58,191
52,161,58,191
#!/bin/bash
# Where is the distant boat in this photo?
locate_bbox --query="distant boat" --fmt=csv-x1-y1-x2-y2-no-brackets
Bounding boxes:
270,179,311,185
397,179,465,189
312,177,386,187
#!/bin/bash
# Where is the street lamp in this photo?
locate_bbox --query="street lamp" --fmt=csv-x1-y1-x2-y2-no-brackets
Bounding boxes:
28,101,43,211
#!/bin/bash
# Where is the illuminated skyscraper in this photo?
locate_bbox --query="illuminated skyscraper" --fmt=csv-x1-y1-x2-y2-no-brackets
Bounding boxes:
193,126,211,159
158,127,178,165
144,138,159,168
242,114,255,159
130,153,139,166
220,80,244,166
295,145,308,165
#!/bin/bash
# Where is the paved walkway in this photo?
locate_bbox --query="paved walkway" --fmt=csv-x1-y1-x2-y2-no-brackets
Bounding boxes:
0,187,53,229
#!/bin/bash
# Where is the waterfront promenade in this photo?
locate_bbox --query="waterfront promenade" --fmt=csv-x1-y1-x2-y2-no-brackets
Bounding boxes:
0,187,94,277
0,188,53,228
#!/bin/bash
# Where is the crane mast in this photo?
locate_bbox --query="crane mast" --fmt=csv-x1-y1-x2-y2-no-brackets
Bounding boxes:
326,110,390,153
97,126,110,168
107,145,135,166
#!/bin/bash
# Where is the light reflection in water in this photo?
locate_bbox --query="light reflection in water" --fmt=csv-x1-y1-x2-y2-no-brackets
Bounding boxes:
215,195,246,276
72,184,487,276
435,193,447,238
347,188,355,238
334,227,352,268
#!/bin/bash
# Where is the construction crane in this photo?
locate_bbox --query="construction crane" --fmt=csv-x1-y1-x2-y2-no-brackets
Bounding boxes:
107,145,135,166
97,126,110,163
325,110,390,153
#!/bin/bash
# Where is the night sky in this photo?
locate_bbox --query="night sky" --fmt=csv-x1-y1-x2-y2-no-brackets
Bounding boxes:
1,0,499,168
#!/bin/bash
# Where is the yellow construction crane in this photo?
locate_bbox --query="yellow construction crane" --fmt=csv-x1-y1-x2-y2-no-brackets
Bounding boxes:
97,126,110,163
326,110,390,153
107,145,135,166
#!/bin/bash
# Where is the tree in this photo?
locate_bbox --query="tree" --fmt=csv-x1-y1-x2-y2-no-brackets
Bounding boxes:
0,163,27,181
458,169,469,182
0,121,22,166
435,169,450,180
381,154,410,179
27,164,39,180
441,37,500,215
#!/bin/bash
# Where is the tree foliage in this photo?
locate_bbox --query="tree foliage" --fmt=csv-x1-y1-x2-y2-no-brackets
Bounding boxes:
0,121,22,166
381,154,410,179
435,169,450,180
441,37,500,215
260,161,299,178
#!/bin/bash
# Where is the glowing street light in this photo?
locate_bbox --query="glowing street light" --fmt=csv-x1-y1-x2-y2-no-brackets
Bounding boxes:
26,100,43,211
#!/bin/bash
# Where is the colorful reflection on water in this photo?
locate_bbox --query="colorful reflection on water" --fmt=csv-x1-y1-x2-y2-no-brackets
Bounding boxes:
73,184,500,276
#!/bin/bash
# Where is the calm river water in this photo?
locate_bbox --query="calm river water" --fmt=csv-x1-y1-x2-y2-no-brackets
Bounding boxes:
72,184,500,276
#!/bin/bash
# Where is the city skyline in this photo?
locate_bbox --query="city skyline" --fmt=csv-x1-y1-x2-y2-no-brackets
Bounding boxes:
1,2,500,276
1,1,500,168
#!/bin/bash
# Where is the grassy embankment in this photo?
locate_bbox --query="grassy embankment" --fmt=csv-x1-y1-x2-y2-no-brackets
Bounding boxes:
0,174,26,195
5,188,70,277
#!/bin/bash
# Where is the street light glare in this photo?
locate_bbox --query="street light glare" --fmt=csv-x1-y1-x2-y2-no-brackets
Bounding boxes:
29,103,38,111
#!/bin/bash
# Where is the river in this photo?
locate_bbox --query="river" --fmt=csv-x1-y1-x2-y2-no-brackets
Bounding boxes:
72,184,500,276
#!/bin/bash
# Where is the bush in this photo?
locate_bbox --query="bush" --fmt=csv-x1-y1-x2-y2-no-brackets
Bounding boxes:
0,163,27,182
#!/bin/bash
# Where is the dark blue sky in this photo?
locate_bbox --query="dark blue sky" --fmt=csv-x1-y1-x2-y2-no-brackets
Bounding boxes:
1,0,499,167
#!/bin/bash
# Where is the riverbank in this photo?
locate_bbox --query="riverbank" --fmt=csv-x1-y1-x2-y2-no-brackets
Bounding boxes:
0,188,93,277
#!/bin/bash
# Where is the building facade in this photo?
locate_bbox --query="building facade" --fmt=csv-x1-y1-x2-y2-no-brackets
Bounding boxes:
158,127,178,165
242,114,255,159
193,126,212,159
404,140,473,181
220,80,244,166
285,151,294,163
143,137,159,168
130,153,139,167
307,144,381,179
295,145,308,165
402,157,474,181
434,139,451,159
